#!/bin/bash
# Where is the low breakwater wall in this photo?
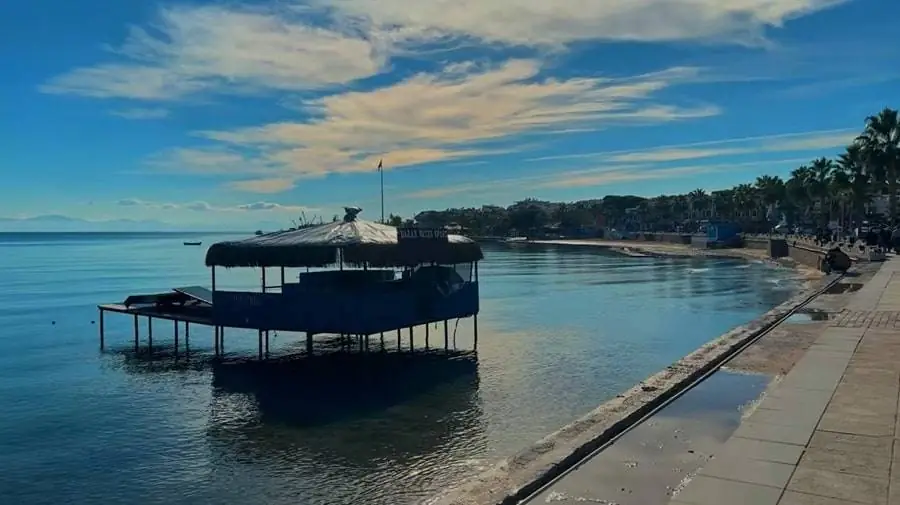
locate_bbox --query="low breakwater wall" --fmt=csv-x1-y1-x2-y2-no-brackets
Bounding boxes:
633,234,826,269
743,236,826,269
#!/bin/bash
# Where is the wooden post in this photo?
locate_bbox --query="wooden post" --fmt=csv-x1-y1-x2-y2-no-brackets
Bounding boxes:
397,329,401,350
425,323,430,350
173,320,179,355
133,314,139,351
98,309,105,350
306,332,313,355
211,266,216,292
264,330,269,356
380,332,385,351
214,326,220,356
257,330,263,360
474,315,478,351
185,322,190,352
444,320,449,351
261,268,267,293
220,327,224,355
280,267,285,290
147,317,153,354
409,326,414,353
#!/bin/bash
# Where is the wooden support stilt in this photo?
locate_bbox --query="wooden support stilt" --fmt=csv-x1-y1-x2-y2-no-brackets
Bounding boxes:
425,323,430,350
173,320,179,355
133,314,139,351
185,322,190,352
409,326,414,353
257,330,263,360
220,327,225,355
397,329,401,350
443,320,449,351
147,317,153,354
474,315,478,351
380,332,385,350
365,334,370,353
264,330,269,356
306,332,313,355
98,309,105,350
214,326,220,356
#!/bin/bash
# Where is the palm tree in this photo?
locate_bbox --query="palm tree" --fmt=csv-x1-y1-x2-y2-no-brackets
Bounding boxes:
809,157,835,224
857,108,900,224
836,144,871,227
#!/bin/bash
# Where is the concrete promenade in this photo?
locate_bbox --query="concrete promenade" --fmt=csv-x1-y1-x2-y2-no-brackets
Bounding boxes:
673,258,900,505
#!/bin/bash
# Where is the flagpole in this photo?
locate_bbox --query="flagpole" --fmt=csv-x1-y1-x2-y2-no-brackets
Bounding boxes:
379,159,385,223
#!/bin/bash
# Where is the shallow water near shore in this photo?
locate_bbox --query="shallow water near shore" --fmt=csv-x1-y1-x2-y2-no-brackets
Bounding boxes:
0,235,803,505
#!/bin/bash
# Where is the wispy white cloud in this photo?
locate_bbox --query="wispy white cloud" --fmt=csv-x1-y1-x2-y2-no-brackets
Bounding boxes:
228,178,298,194
527,128,857,163
110,107,169,119
115,198,315,213
187,61,715,189
41,5,385,100
40,0,849,103
322,0,849,47
405,157,812,198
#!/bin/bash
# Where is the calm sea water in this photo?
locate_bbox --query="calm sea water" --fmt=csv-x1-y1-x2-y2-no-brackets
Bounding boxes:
0,234,803,505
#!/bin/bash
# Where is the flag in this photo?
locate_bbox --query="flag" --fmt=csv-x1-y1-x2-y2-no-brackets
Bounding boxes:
376,159,383,172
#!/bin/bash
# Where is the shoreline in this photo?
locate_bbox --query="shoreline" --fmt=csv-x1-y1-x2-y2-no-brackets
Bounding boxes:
426,242,837,505
527,238,825,284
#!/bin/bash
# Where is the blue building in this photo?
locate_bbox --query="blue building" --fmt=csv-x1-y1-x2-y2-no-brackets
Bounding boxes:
706,221,741,247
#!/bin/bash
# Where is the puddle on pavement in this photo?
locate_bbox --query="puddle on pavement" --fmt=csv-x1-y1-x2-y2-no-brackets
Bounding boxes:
533,371,770,505
824,282,863,295
784,309,831,324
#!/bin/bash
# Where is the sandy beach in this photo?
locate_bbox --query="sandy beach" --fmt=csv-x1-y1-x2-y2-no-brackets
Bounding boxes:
529,238,825,283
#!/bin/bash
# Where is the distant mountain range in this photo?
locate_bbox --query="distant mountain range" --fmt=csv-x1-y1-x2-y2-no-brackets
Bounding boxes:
0,214,258,232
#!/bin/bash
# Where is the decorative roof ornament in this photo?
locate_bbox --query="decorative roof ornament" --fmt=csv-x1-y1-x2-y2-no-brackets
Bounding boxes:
343,206,363,222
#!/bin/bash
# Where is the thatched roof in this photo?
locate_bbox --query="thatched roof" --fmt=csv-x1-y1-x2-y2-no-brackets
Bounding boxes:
205,211,483,268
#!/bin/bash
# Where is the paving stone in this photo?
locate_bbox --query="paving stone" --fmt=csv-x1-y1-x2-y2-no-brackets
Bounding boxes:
818,412,895,437
673,475,782,505
779,490,871,505
732,421,814,446
747,407,823,430
787,467,887,504
808,430,890,449
800,444,891,479
721,437,805,465
698,455,795,488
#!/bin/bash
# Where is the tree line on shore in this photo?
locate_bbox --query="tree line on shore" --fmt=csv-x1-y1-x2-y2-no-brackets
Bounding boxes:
398,107,900,237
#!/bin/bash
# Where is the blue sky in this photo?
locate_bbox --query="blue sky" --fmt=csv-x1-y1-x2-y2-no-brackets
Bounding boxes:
2,0,899,229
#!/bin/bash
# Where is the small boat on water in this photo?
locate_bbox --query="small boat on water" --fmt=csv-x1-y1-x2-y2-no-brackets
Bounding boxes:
184,241,202,246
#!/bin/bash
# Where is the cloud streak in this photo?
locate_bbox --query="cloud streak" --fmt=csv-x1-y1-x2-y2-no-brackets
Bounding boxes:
527,128,857,163
110,107,170,119
404,157,812,198
115,198,315,213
